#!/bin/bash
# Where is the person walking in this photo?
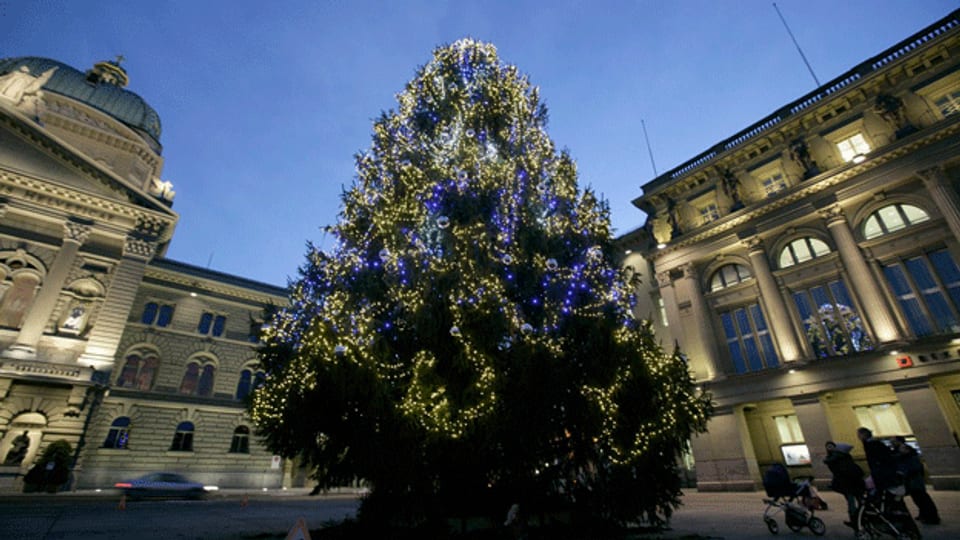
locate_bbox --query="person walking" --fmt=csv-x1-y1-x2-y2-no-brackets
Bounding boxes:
824,441,864,527
893,437,941,525
857,427,898,491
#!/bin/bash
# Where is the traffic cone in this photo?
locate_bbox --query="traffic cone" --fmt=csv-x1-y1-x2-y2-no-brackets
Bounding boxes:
240,494,249,508
117,494,127,510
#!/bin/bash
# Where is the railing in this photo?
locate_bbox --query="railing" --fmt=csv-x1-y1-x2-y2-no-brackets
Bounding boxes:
643,8,960,192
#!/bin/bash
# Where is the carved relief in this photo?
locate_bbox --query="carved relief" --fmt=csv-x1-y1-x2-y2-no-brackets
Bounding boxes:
123,237,157,260
63,221,92,244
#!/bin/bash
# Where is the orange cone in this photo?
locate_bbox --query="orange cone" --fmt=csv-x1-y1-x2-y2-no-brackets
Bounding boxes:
240,494,249,508
117,494,127,510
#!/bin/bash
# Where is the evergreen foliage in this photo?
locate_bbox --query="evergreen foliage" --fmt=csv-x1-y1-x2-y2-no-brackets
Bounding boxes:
251,39,711,526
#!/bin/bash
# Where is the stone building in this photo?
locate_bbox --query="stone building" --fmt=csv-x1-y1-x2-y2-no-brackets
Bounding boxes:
622,9,960,491
0,56,287,491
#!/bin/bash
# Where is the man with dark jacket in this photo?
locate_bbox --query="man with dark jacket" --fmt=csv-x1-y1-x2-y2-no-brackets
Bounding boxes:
894,437,940,525
857,427,898,491
824,441,864,525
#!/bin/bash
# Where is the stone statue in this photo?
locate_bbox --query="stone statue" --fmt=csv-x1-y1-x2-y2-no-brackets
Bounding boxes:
61,306,86,332
789,139,820,179
0,66,58,104
665,196,682,238
721,169,744,210
3,431,30,465
873,93,916,138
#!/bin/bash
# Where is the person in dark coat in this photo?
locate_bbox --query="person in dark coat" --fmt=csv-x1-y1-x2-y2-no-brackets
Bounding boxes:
824,441,864,525
894,437,940,525
857,427,898,491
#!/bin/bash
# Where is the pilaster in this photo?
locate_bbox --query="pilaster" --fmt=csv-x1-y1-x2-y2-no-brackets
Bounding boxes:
77,236,156,370
743,236,803,362
917,166,960,243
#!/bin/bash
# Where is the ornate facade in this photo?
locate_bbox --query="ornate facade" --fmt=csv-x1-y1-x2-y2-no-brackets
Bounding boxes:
622,9,960,491
0,57,287,491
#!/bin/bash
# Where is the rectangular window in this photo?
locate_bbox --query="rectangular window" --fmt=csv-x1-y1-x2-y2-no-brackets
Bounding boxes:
792,279,873,357
882,249,960,337
761,172,787,197
934,89,960,117
141,302,175,327
198,312,227,337
720,303,779,374
836,133,871,162
657,296,669,327
774,415,804,443
699,203,720,225
853,403,912,436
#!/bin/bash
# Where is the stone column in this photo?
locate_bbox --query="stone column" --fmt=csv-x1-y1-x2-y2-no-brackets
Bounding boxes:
790,394,833,485
690,406,761,491
656,270,682,342
820,205,901,343
893,378,960,490
77,236,156,371
744,236,803,362
5,221,91,359
917,166,960,243
672,263,723,380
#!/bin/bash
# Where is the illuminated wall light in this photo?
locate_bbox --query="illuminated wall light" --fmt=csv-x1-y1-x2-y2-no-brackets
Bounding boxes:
852,153,867,164
657,243,667,249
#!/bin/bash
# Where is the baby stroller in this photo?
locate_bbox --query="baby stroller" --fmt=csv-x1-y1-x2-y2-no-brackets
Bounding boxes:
854,483,921,539
762,463,826,536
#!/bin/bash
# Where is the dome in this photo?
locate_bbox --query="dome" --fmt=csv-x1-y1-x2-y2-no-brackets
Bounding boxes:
0,56,162,146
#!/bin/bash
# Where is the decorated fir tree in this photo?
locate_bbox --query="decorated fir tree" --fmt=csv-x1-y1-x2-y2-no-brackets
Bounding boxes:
251,39,711,526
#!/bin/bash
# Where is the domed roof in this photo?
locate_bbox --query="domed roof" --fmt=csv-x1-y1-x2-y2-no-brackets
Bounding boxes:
0,56,162,146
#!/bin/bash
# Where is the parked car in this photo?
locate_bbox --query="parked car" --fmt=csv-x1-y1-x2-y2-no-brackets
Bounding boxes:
114,472,207,499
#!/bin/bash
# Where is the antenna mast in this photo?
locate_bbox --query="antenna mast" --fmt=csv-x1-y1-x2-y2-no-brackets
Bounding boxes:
641,119,658,178
773,3,821,87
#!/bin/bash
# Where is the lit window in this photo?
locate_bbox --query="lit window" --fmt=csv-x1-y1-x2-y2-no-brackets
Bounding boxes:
761,172,788,197
179,359,217,397
720,303,779,373
862,203,930,239
792,280,873,357
836,133,871,162
774,415,804,444
141,302,174,327
779,237,831,268
170,421,194,452
699,203,720,225
657,296,669,327
710,264,753,291
198,312,226,337
934,89,960,117
103,417,131,449
115,350,159,390
882,248,960,337
853,403,912,437
229,426,250,454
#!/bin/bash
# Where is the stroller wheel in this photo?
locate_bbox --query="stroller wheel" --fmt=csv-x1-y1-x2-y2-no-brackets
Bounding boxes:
764,516,779,534
808,516,826,536
787,521,804,532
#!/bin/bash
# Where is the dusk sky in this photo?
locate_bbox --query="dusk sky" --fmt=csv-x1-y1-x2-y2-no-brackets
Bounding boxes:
3,1,956,286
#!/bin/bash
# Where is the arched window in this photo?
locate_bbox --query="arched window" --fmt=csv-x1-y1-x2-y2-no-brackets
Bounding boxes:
235,366,266,400
229,426,250,454
709,264,753,291
170,421,194,452
116,350,159,390
179,358,216,397
863,203,930,240
779,237,831,268
103,417,131,449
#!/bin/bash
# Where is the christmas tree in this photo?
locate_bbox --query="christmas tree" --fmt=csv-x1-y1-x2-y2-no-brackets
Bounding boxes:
251,39,711,527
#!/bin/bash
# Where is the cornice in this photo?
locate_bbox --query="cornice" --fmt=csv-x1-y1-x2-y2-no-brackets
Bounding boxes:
142,267,288,304
653,120,960,256
0,167,177,242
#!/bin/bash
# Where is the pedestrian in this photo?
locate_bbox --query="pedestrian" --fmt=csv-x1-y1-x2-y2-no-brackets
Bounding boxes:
893,437,940,525
857,427,898,492
824,441,864,527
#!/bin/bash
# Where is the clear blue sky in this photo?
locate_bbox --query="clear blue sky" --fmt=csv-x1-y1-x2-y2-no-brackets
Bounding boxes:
3,1,956,286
